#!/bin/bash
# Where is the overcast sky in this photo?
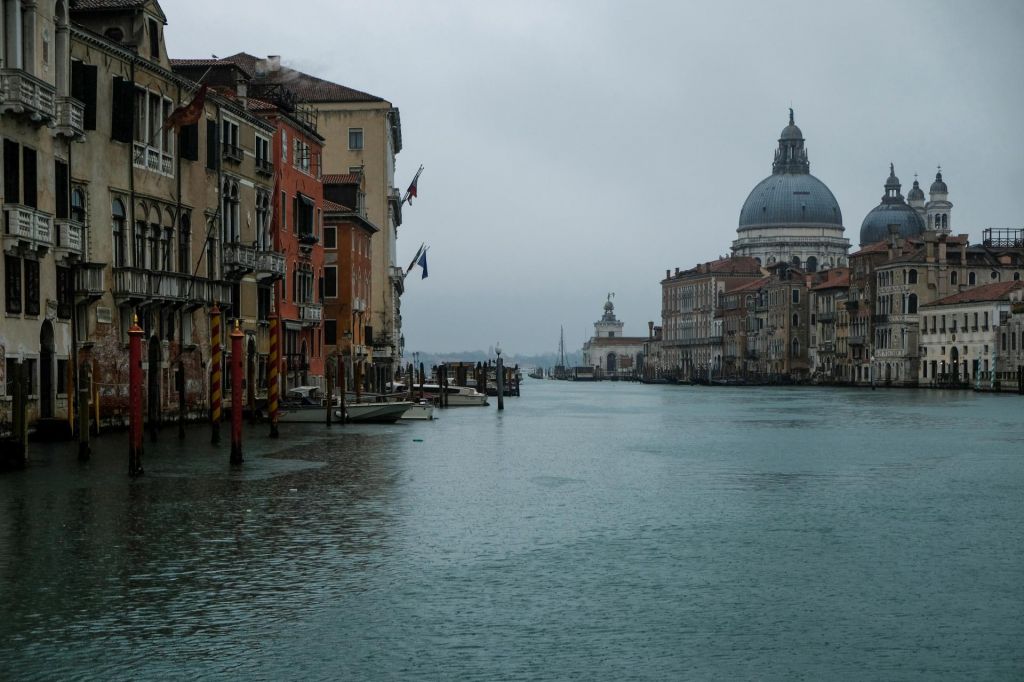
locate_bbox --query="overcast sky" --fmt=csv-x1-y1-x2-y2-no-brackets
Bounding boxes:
163,0,1024,355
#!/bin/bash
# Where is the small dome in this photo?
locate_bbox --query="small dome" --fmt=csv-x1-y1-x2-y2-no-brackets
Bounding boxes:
930,170,948,194
907,179,925,202
859,204,925,246
780,123,803,141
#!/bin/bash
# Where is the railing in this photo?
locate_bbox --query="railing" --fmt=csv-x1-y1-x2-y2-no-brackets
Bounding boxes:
255,249,286,279
255,158,274,176
132,143,174,176
300,303,323,324
54,96,85,139
74,265,105,299
222,242,256,273
4,205,53,251
54,220,84,258
872,314,889,324
222,143,244,164
0,68,56,122
849,335,865,346
112,267,149,298
817,311,835,323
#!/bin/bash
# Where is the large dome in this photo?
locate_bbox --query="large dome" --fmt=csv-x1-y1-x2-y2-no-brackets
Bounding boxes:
739,173,843,229
859,164,925,246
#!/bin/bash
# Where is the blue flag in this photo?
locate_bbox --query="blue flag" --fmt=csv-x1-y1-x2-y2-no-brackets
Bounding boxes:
417,249,428,279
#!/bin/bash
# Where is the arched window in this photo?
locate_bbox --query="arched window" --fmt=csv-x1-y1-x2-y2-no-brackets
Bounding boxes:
792,313,799,328
908,269,918,284
178,213,191,273
968,271,976,286
792,256,802,269
1014,272,1021,281
951,271,958,286
791,338,800,358
908,293,918,314
991,270,999,281
112,199,127,267
806,256,818,272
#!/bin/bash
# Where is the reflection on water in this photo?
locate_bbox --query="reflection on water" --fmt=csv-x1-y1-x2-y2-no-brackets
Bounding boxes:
1,383,1023,679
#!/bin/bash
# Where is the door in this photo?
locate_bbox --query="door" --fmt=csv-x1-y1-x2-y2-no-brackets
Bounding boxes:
39,321,54,418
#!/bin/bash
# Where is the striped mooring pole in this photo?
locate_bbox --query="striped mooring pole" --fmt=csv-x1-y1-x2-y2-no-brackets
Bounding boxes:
210,303,222,445
268,311,280,438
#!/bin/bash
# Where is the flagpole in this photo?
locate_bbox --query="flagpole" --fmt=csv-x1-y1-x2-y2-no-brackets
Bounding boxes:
401,165,424,206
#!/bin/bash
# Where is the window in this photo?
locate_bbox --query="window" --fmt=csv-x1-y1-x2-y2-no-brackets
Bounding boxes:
130,86,174,174
222,119,241,162
3,140,20,203
206,119,219,170
348,128,363,150
792,313,799,327
908,269,918,284
71,186,86,223
134,220,145,268
5,255,21,314
57,359,69,395
791,288,800,304
178,213,191,273
294,139,310,173
257,285,271,322
111,77,135,143
55,160,69,220
908,293,918,315
281,130,288,164
179,123,199,161
951,271,958,286
148,18,160,59
22,146,37,208
256,190,271,250
24,259,39,316
255,135,272,174
112,199,127,267
323,226,336,249
968,271,976,286
324,266,337,298
221,178,240,243
325,319,337,345
56,266,73,319
71,61,99,130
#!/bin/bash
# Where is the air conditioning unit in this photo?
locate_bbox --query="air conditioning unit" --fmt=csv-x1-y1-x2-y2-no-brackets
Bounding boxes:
353,297,366,312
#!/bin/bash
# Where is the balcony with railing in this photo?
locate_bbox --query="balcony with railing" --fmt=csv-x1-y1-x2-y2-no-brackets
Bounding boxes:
222,242,256,276
0,69,56,123
54,96,85,139
255,157,274,177
74,264,106,301
112,268,149,300
849,335,866,346
132,143,174,176
222,142,244,164
255,249,286,280
4,205,53,253
54,220,84,260
817,311,836,323
300,303,323,325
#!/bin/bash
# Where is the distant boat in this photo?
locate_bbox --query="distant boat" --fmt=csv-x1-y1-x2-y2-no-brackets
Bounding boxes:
337,401,412,423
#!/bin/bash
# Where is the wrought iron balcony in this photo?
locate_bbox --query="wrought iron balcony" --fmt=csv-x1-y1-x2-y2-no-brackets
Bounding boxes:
4,205,53,253
300,303,323,325
54,96,86,139
74,264,106,301
0,69,56,123
54,220,84,260
255,249,286,280
222,142,244,164
222,242,256,276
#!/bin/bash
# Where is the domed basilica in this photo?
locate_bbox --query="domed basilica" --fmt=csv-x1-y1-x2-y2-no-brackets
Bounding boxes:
859,165,952,246
732,110,850,271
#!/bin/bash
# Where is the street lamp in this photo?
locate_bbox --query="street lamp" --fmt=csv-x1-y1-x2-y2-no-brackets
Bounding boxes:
495,342,504,411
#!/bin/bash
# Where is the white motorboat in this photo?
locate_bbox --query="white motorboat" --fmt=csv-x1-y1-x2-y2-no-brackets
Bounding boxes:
401,400,435,420
390,383,488,407
336,401,413,424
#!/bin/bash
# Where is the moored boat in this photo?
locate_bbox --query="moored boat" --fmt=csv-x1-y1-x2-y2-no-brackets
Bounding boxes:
337,401,413,423
389,383,488,406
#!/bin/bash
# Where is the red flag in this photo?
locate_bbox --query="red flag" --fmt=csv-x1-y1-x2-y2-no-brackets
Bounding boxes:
163,84,208,132
403,165,424,205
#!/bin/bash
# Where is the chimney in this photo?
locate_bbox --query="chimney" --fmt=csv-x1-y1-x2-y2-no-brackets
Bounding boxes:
958,240,967,266
267,55,281,72
674,267,680,276
648,321,654,339
666,269,671,280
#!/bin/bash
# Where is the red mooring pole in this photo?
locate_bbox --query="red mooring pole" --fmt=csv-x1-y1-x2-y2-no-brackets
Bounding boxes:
128,314,144,476
268,312,280,438
210,304,222,445
230,320,244,464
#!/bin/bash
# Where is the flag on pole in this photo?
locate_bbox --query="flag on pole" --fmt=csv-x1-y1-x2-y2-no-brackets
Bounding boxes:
406,242,426,274
417,248,428,279
402,165,424,205
163,84,208,132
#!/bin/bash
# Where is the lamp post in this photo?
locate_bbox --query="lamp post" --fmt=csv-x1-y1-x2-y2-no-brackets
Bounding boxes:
870,355,876,390
496,342,504,411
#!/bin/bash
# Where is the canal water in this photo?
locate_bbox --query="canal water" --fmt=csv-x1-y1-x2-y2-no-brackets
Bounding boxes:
1,381,1022,679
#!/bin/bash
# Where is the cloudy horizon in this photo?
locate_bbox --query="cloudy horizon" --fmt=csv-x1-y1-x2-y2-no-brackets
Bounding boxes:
162,0,1024,354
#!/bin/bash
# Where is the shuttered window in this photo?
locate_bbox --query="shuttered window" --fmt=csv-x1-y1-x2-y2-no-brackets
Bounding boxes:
179,123,199,161
111,77,135,142
206,119,218,170
3,140,19,204
70,61,98,130
22,147,37,209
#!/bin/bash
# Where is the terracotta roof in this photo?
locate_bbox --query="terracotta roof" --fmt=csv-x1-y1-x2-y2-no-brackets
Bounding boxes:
925,281,1024,307
244,98,276,112
171,58,253,80
322,199,351,212
224,53,385,104
810,267,850,290
850,240,891,257
728,277,769,293
323,173,361,185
